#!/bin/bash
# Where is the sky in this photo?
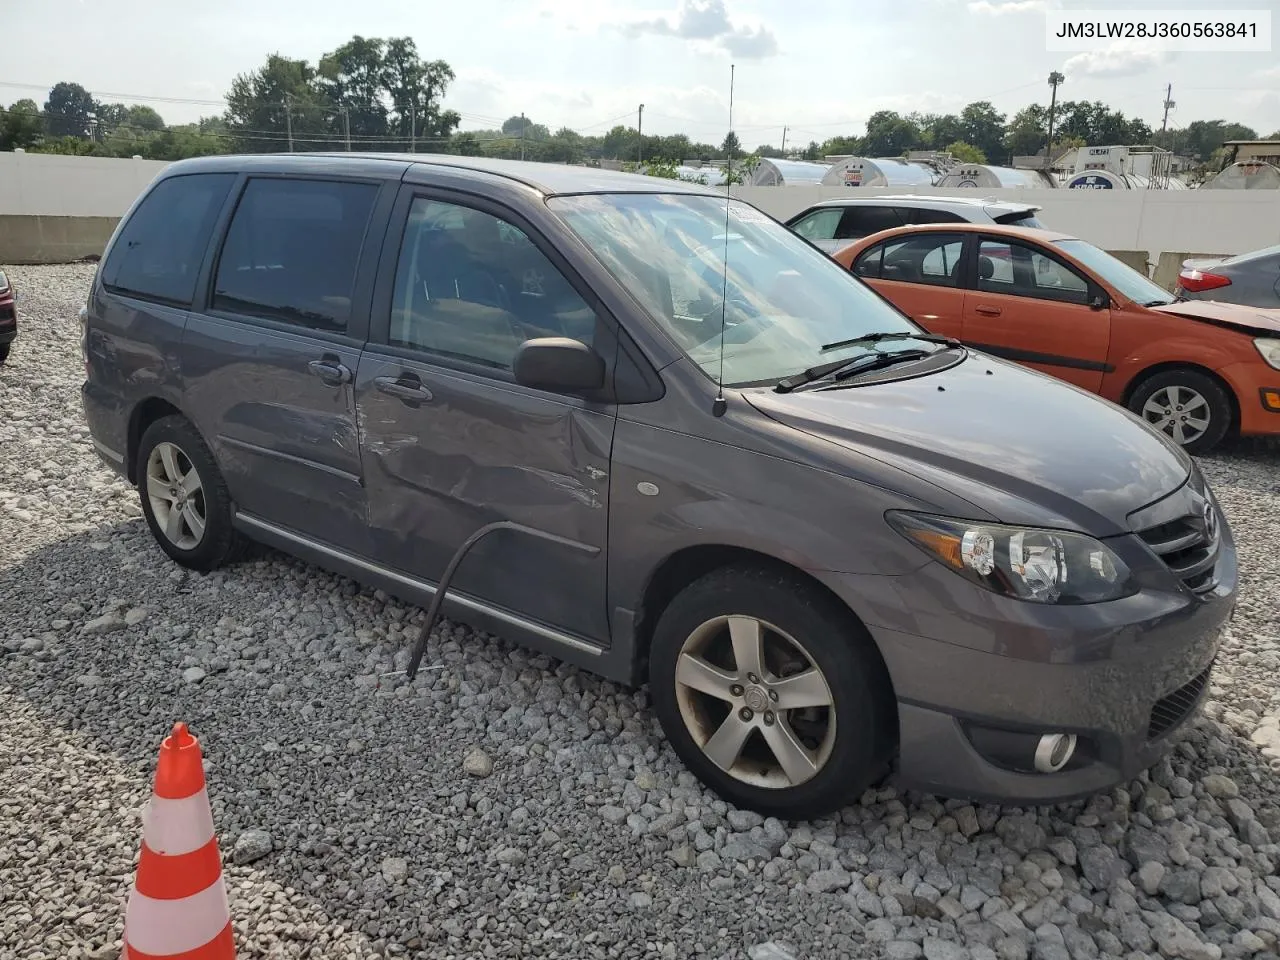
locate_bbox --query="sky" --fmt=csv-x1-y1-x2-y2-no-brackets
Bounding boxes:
3,0,1278,149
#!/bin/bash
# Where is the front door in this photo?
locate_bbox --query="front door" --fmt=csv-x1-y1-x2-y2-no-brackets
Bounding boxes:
849,232,969,338
183,175,385,553
356,190,616,643
962,236,1112,392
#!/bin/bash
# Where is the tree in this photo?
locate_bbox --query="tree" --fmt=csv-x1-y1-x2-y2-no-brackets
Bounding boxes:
96,103,129,130
754,144,784,158
127,105,166,131
801,140,821,161
959,101,1006,163
861,111,920,156
0,99,44,150
945,140,986,164
383,38,460,150
318,36,390,143
1003,105,1048,157
44,82,97,138
721,130,742,159
225,54,330,152
911,112,965,151
820,134,862,156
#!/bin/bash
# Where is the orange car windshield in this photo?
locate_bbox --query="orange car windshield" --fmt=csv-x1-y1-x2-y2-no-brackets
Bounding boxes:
1054,239,1177,307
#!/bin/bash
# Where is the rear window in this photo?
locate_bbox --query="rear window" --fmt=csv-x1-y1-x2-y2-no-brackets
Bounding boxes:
212,178,378,334
101,173,235,306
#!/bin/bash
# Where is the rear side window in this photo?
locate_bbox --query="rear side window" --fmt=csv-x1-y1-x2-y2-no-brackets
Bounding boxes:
212,178,378,334
101,173,235,306
855,234,965,286
905,208,967,225
834,206,906,240
791,208,842,241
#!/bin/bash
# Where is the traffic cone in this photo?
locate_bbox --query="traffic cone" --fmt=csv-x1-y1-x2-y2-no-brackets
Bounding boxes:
122,722,235,960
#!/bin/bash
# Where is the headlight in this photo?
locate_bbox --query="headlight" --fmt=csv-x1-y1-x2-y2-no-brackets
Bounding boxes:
887,511,1135,604
1254,337,1280,371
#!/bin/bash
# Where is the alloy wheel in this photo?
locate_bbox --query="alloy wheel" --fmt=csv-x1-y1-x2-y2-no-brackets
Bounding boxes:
1141,385,1211,446
673,615,836,789
145,442,207,551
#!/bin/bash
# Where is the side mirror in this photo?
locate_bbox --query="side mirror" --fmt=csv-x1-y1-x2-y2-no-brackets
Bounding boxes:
513,337,606,394
1089,294,1109,311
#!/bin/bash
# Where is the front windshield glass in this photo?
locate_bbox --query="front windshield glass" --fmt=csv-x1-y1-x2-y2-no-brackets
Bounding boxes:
1053,238,1174,305
549,193,927,386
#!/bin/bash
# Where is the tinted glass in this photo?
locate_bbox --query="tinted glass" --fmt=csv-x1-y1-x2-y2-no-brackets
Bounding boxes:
791,208,842,241
978,239,1090,305
213,178,378,333
390,198,597,370
550,193,928,387
835,206,905,240
101,173,235,305
906,208,967,225
856,234,964,286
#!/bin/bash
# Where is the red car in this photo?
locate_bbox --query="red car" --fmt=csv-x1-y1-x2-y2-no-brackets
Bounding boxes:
0,269,16,364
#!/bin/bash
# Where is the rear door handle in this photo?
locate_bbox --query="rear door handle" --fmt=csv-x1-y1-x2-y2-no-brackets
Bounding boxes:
308,358,352,385
374,374,433,404
974,305,1003,317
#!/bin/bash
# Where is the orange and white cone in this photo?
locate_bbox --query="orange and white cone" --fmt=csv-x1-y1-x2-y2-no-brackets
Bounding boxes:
122,722,235,960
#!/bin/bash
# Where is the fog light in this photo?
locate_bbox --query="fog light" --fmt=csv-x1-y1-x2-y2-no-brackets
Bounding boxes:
1034,733,1077,773
1261,388,1280,413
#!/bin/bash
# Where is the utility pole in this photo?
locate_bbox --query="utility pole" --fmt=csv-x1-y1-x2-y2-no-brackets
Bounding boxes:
781,125,788,156
1045,71,1064,169
637,104,644,167
410,103,416,153
342,106,351,152
285,94,294,153
520,112,526,161
1161,83,1175,137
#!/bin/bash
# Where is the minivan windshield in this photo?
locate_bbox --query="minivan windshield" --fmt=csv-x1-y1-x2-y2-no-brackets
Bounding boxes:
1053,238,1175,306
550,193,932,386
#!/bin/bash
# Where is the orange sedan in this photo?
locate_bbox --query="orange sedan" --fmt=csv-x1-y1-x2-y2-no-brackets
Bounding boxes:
831,223,1280,453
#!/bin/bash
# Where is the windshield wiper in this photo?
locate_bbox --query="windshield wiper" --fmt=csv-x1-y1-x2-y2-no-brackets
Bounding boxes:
819,331,958,353
776,346,938,393
1141,298,1178,307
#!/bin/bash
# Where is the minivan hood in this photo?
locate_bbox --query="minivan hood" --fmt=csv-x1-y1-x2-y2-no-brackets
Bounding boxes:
1147,300,1280,335
746,352,1191,534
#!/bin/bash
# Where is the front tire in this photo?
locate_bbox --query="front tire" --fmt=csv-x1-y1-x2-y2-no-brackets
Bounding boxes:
0,342,10,364
1128,368,1232,454
648,565,896,819
136,415,247,571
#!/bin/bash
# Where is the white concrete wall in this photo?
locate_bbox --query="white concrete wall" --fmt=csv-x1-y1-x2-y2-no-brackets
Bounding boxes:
731,185,1280,263
3,153,1280,265
0,151,170,217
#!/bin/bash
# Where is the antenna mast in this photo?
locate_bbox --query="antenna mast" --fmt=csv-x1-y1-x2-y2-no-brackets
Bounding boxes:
712,63,735,418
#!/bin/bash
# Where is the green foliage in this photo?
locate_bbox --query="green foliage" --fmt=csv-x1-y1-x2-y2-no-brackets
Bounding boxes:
0,100,43,150
945,140,986,164
43,82,96,138
721,131,742,159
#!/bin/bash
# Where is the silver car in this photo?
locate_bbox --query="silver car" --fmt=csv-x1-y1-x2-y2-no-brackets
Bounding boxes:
1177,244,1280,309
786,195,1046,255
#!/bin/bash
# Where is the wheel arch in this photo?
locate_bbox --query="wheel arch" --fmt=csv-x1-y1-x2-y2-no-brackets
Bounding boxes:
1120,361,1240,436
126,396,186,483
631,544,897,699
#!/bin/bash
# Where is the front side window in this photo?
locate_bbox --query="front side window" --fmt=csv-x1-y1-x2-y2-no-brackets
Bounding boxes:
977,239,1090,305
101,173,235,305
213,178,378,334
791,208,842,241
550,193,926,387
389,198,597,370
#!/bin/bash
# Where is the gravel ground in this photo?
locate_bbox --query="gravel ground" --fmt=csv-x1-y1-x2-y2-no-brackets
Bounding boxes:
3,262,1280,960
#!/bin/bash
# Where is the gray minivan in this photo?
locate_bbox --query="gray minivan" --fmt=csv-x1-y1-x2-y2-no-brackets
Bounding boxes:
81,155,1235,818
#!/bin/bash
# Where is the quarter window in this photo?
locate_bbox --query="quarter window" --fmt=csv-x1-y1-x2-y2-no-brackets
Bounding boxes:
101,173,235,306
977,239,1090,305
791,208,842,241
389,198,597,370
212,178,378,334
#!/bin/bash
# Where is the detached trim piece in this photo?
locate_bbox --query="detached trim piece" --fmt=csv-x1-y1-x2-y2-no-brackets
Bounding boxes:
92,438,126,464
233,512,605,657
965,342,1115,374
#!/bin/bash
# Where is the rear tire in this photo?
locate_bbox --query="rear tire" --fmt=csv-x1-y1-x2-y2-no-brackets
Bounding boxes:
648,565,896,819
135,415,247,571
1128,368,1233,455
0,342,10,364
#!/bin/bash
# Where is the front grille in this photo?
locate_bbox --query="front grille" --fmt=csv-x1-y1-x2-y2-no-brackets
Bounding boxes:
1136,503,1222,596
1148,663,1213,740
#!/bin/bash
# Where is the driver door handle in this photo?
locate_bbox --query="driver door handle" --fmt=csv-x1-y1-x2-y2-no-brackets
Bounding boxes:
308,357,353,385
374,374,433,404
973,305,1002,317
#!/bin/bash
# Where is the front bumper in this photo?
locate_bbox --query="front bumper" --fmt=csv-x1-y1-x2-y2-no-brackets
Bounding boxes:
818,525,1237,805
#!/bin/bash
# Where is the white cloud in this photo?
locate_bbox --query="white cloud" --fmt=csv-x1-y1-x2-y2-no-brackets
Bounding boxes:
968,0,1047,14
620,0,780,58
1064,44,1168,79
